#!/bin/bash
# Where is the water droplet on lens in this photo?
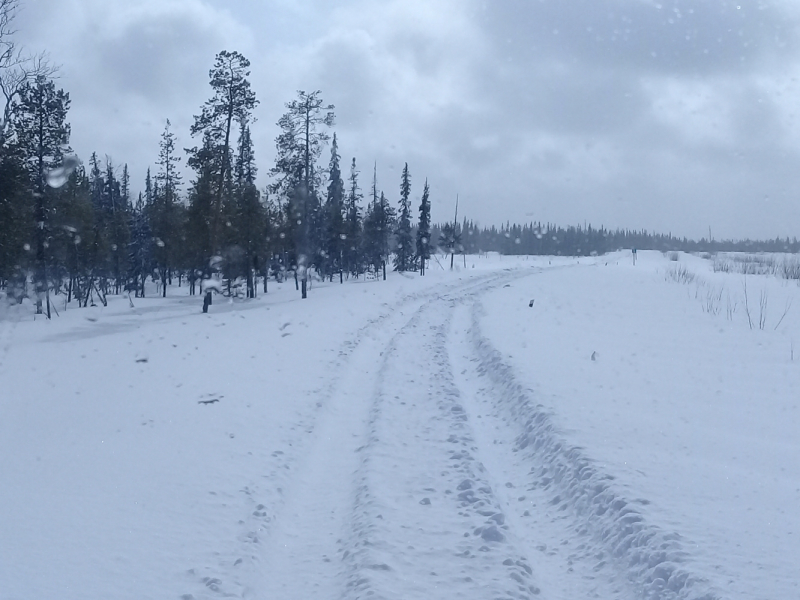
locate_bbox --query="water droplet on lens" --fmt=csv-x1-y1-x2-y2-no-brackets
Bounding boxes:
45,154,81,188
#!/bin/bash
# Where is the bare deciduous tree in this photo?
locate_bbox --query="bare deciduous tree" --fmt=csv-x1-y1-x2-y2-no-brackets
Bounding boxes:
0,0,57,145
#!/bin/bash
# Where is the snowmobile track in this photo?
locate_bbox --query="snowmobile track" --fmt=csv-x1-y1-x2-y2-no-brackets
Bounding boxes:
341,296,541,599
461,296,724,600
253,271,528,600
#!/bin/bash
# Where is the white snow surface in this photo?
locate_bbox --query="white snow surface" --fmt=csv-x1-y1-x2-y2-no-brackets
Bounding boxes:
1,251,797,600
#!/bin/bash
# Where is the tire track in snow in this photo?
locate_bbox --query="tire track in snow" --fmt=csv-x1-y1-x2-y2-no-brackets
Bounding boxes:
460,295,724,600
250,272,524,600
449,301,638,600
182,272,520,600
341,280,542,599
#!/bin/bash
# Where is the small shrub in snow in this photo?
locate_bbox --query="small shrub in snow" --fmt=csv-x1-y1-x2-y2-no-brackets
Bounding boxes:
712,258,731,273
665,265,695,284
781,256,800,281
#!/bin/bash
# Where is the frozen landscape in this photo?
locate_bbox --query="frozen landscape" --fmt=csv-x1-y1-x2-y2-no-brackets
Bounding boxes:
1,251,798,600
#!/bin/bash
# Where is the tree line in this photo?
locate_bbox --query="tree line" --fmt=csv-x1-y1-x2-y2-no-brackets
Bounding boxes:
2,1,796,317
433,220,800,258
0,33,434,315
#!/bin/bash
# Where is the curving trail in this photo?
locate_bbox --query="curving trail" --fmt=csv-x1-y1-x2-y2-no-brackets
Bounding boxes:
198,268,722,600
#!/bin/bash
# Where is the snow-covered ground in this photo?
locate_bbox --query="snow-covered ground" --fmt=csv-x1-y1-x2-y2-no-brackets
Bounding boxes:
1,251,797,600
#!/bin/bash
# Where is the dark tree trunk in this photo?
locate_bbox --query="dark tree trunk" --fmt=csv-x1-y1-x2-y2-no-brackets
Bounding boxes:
114,253,121,295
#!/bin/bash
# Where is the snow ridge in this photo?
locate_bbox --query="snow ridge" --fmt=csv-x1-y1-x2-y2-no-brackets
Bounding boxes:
469,300,724,600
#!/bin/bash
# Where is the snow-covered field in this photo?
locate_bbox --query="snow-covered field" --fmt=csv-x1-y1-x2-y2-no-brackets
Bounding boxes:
1,251,798,600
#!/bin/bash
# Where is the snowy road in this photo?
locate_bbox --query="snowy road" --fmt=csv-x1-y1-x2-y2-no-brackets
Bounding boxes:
238,270,718,600
5,253,796,600
260,272,560,600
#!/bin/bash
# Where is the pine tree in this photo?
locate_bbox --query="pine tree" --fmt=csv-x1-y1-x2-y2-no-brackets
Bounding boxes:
416,179,431,275
393,162,413,272
269,90,334,298
189,50,257,311
11,75,71,316
0,142,30,295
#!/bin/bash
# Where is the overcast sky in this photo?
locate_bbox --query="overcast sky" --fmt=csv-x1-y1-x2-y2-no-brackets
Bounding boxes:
14,0,800,239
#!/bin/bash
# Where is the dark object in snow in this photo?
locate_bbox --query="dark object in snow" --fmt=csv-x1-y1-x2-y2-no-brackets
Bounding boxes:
203,291,212,313
198,398,219,405
591,351,597,361
529,299,534,307
419,497,431,505
135,357,148,363
503,284,511,288
480,525,505,542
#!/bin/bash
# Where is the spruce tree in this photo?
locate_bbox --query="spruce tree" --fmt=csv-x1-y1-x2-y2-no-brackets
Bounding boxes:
233,122,264,298
103,158,130,295
378,190,395,280
57,165,92,304
416,179,431,275
393,162,413,272
362,164,395,281
151,119,182,297
127,192,151,297
323,133,345,282
83,153,110,306
344,157,363,278
185,130,221,297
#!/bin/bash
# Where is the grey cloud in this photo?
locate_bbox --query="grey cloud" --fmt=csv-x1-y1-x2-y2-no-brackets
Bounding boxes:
479,0,800,77
92,16,222,105
12,0,800,239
